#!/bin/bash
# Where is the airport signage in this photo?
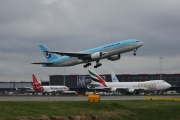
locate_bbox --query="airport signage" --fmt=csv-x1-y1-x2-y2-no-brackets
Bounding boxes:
77,76,106,86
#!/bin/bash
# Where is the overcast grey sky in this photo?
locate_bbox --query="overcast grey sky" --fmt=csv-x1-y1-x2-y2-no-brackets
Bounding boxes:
0,0,180,81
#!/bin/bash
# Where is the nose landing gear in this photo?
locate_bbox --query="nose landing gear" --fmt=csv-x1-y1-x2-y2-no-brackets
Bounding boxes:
134,49,137,56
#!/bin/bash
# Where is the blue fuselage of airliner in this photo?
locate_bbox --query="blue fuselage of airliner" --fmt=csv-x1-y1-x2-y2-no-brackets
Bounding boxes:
32,39,143,68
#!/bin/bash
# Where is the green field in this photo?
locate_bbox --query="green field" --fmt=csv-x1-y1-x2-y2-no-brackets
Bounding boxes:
0,100,180,120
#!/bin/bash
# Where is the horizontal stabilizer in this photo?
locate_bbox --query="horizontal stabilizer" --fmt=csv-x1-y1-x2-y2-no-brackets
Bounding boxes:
90,82,101,87
26,90,35,92
24,87,33,89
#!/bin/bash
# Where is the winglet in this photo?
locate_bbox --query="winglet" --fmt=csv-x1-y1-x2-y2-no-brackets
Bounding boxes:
88,69,107,87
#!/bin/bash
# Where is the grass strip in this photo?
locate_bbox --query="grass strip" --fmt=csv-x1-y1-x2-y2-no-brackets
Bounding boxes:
0,100,179,120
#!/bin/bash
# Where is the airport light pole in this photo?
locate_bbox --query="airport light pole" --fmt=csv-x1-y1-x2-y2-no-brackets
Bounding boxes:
63,67,65,85
159,57,163,80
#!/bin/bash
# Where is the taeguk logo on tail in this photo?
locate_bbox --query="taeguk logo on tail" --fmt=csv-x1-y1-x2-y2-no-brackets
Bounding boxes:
46,52,51,58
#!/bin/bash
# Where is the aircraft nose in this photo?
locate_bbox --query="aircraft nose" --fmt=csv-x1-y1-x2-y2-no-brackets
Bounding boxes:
167,83,171,88
136,41,143,48
139,41,143,46
166,83,171,89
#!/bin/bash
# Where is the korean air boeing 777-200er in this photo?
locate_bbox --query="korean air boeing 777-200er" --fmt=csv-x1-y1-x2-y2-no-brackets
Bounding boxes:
88,69,171,94
32,39,143,68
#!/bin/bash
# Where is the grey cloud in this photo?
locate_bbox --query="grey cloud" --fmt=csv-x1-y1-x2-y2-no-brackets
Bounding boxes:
0,0,180,81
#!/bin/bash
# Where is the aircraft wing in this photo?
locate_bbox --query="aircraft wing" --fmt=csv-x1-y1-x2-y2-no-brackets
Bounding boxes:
87,86,110,89
31,62,54,65
49,51,90,58
138,88,148,91
115,87,128,90
115,87,147,90
115,87,148,92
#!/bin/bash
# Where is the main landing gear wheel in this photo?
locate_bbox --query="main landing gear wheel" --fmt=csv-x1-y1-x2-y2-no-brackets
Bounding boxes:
94,63,102,68
94,60,102,68
83,63,91,68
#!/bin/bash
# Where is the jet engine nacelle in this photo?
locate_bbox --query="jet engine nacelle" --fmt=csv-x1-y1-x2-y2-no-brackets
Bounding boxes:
110,87,117,92
108,54,121,61
128,89,135,93
91,52,103,60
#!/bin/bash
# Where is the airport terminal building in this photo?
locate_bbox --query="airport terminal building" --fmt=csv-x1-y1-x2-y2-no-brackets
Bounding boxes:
0,73,180,95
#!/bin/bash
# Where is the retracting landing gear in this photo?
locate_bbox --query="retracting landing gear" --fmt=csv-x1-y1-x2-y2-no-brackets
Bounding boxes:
83,60,102,68
83,63,91,68
94,60,102,68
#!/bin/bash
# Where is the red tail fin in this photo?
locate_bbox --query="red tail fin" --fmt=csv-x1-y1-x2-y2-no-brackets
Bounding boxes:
32,74,41,87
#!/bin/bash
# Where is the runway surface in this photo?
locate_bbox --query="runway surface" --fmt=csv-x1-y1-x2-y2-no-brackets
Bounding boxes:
0,95,179,101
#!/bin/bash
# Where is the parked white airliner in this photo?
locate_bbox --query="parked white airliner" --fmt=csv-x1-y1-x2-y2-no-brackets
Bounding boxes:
88,69,171,93
32,39,143,68
30,74,69,95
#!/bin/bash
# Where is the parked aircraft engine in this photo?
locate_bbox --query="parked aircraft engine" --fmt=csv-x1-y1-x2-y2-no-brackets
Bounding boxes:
108,54,121,61
110,87,117,92
128,89,135,93
91,52,103,60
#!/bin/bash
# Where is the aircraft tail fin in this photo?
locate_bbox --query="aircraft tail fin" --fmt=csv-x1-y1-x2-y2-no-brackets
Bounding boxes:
111,70,119,82
32,74,41,87
15,87,18,91
88,69,107,87
39,45,59,62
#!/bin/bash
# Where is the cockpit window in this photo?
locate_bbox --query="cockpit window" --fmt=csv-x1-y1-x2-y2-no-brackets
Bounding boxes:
136,41,140,42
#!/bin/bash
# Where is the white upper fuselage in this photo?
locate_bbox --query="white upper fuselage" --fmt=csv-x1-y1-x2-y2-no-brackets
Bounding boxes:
91,80,171,91
44,39,143,67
